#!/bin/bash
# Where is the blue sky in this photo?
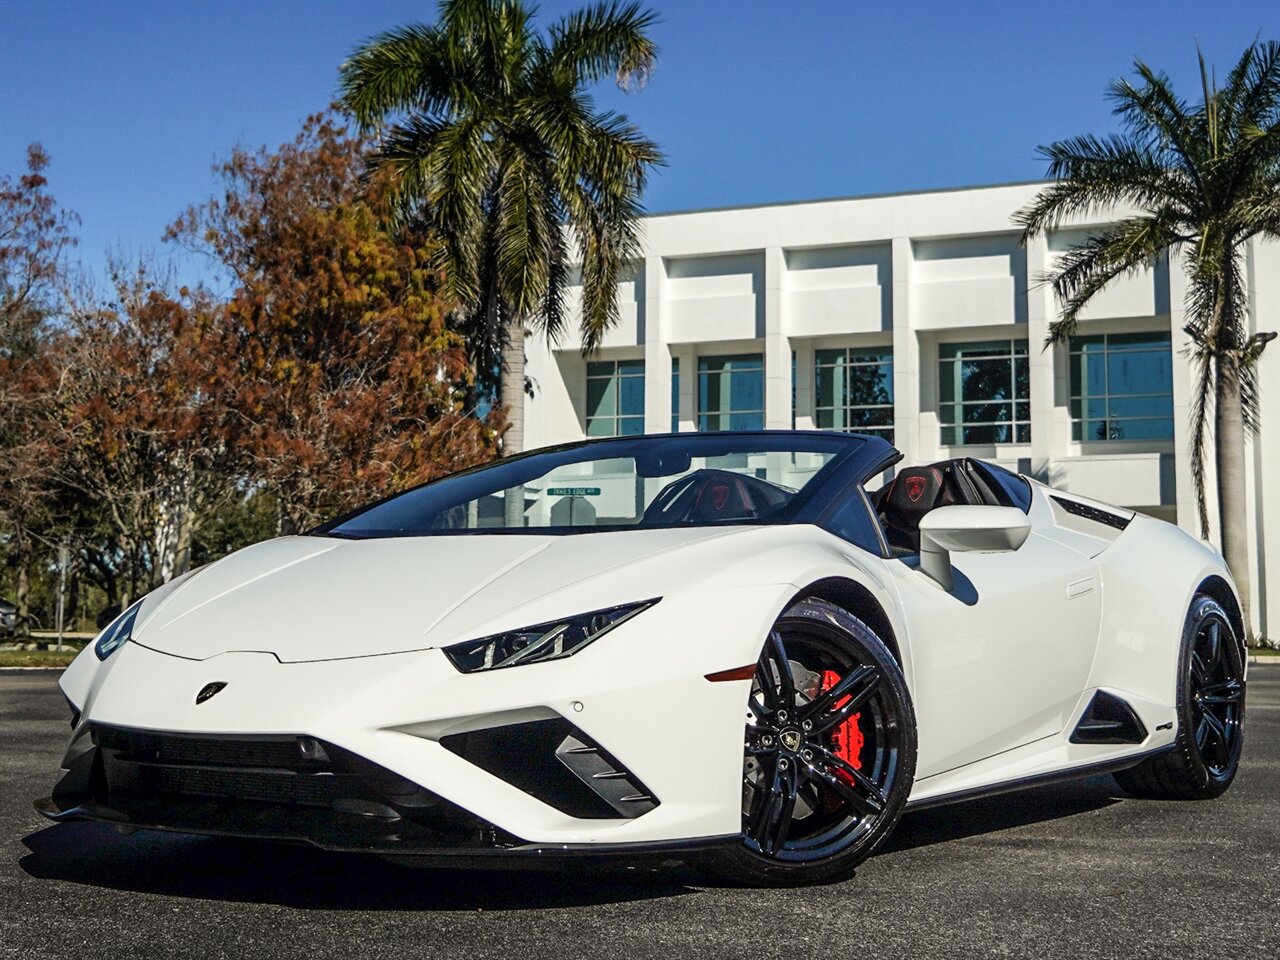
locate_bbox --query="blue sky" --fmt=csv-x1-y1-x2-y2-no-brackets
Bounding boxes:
1,0,1274,285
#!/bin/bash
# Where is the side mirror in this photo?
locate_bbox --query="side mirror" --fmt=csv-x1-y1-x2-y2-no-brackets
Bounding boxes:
917,505,1031,591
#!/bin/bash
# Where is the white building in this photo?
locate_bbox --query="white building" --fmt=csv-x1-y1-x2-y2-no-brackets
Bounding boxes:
522,181,1280,641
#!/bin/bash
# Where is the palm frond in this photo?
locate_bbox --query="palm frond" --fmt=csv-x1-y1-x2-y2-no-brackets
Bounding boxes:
372,113,491,302
339,24,468,130
1184,329,1214,540
1013,134,1195,241
1043,212,1186,343
547,1,659,90
1109,61,1205,191
342,0,662,386
494,146,556,319
1219,40,1280,140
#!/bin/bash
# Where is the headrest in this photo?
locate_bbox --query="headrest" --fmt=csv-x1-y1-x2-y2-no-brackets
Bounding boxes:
886,467,944,515
690,475,753,521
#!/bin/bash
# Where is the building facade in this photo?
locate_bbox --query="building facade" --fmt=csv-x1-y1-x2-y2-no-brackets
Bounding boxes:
523,182,1280,640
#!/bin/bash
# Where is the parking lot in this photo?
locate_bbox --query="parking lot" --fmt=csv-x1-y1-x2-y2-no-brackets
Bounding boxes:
2,667,1277,960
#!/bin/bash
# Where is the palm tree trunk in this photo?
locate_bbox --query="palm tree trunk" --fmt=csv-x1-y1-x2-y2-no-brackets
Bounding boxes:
1214,352,1255,644
502,313,527,526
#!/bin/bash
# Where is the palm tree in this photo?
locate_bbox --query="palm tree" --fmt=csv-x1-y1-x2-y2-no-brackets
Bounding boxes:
1015,41,1279,644
340,0,663,463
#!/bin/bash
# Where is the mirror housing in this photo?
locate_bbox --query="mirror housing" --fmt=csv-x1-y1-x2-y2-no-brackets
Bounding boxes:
636,449,693,478
917,505,1032,591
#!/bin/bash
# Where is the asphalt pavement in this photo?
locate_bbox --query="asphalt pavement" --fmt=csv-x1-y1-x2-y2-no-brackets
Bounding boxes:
2,667,1277,960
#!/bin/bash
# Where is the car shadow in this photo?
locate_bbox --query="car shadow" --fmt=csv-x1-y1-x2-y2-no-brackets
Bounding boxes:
18,822,704,909
879,774,1125,855
20,777,1127,904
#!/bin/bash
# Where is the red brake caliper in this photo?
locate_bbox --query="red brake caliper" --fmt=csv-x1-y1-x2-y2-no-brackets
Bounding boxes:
821,669,864,780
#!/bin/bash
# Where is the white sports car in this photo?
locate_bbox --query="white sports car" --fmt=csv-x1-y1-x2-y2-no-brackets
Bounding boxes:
39,432,1247,884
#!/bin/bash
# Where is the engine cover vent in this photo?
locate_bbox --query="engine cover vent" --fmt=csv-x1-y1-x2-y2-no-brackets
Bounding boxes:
1051,495,1132,531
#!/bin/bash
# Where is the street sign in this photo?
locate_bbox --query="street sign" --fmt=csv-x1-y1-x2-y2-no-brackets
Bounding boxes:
546,486,602,497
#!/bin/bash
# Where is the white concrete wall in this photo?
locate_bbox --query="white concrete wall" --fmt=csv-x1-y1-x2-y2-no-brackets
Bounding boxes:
523,182,1279,639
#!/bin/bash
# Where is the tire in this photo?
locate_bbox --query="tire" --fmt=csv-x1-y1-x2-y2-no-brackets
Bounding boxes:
1115,594,1245,800
713,598,916,886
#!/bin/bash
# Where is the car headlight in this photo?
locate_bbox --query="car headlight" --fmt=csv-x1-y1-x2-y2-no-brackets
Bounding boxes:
94,599,144,661
442,599,660,673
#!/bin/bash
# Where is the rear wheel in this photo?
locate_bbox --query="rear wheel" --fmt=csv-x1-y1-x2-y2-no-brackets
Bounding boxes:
715,598,915,886
1115,594,1245,799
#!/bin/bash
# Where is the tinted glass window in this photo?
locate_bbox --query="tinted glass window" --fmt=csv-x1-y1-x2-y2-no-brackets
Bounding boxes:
322,434,862,537
938,340,1030,445
586,359,645,437
1069,332,1174,441
821,485,889,556
814,346,895,441
698,354,764,431
972,461,1032,513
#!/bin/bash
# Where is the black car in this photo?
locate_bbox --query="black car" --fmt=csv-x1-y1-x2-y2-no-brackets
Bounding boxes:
0,598,16,639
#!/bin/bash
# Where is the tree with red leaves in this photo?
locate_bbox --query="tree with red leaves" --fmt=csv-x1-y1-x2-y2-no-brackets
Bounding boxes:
169,112,501,534
0,144,78,634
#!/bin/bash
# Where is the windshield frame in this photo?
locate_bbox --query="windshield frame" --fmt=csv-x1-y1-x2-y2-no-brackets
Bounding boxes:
312,431,899,539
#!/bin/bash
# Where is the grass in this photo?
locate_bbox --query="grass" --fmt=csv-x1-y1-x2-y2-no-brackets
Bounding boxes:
0,647,84,668
1250,646,1280,658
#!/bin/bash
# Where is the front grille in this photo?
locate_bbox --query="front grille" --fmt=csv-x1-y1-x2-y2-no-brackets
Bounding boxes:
157,767,336,806
91,725,357,809
81,723,524,852
95,728,304,769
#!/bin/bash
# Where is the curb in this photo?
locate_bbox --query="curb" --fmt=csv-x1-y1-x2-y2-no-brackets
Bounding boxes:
0,667,67,674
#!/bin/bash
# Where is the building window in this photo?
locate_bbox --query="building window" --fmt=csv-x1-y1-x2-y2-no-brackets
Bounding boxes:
939,339,1030,445
671,358,680,432
698,354,764,431
586,359,645,436
814,347,894,441
1070,332,1174,441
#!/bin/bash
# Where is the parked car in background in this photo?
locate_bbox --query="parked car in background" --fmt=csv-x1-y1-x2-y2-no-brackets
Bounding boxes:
0,599,17,639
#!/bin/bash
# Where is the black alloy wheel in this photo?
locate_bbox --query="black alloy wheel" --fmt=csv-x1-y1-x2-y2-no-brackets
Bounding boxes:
1116,594,1245,800
1187,606,1245,779
716,598,915,885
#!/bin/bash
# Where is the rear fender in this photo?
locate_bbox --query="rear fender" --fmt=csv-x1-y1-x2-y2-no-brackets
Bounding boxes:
1087,515,1241,709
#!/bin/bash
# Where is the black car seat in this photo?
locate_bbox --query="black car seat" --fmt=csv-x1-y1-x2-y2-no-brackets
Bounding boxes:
688,474,757,522
879,465,952,555
643,468,787,525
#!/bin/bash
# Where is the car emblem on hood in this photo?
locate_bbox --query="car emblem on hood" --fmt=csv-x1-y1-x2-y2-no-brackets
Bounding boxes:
196,682,227,705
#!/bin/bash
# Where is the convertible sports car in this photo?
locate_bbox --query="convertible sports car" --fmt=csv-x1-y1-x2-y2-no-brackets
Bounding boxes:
38,432,1247,885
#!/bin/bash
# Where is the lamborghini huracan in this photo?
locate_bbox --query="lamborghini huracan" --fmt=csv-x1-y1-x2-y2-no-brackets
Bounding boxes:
38,432,1247,884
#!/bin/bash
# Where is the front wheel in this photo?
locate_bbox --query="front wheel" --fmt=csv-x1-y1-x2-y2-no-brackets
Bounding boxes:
714,598,916,886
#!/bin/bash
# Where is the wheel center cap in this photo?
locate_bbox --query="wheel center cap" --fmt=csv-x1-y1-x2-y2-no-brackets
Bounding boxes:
780,728,802,752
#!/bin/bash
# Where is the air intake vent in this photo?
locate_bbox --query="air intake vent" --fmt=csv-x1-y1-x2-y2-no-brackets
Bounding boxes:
1051,496,1132,531
441,718,658,819
1070,691,1148,745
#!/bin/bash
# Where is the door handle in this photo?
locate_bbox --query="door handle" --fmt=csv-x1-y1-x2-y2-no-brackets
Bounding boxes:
1066,577,1096,599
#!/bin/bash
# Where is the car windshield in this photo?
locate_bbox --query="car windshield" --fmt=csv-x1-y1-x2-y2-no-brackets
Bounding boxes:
319,433,866,537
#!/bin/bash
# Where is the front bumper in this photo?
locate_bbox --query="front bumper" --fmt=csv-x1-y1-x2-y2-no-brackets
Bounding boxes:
43,586,784,852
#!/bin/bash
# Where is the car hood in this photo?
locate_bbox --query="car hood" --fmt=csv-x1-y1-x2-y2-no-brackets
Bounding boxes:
131,528,761,663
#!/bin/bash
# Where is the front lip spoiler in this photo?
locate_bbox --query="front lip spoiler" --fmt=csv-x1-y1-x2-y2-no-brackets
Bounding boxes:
33,796,741,866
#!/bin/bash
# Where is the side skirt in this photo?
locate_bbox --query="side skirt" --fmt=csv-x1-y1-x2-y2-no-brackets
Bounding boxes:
903,744,1175,812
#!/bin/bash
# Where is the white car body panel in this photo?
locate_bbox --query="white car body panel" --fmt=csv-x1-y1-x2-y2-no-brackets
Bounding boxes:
48,438,1244,859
